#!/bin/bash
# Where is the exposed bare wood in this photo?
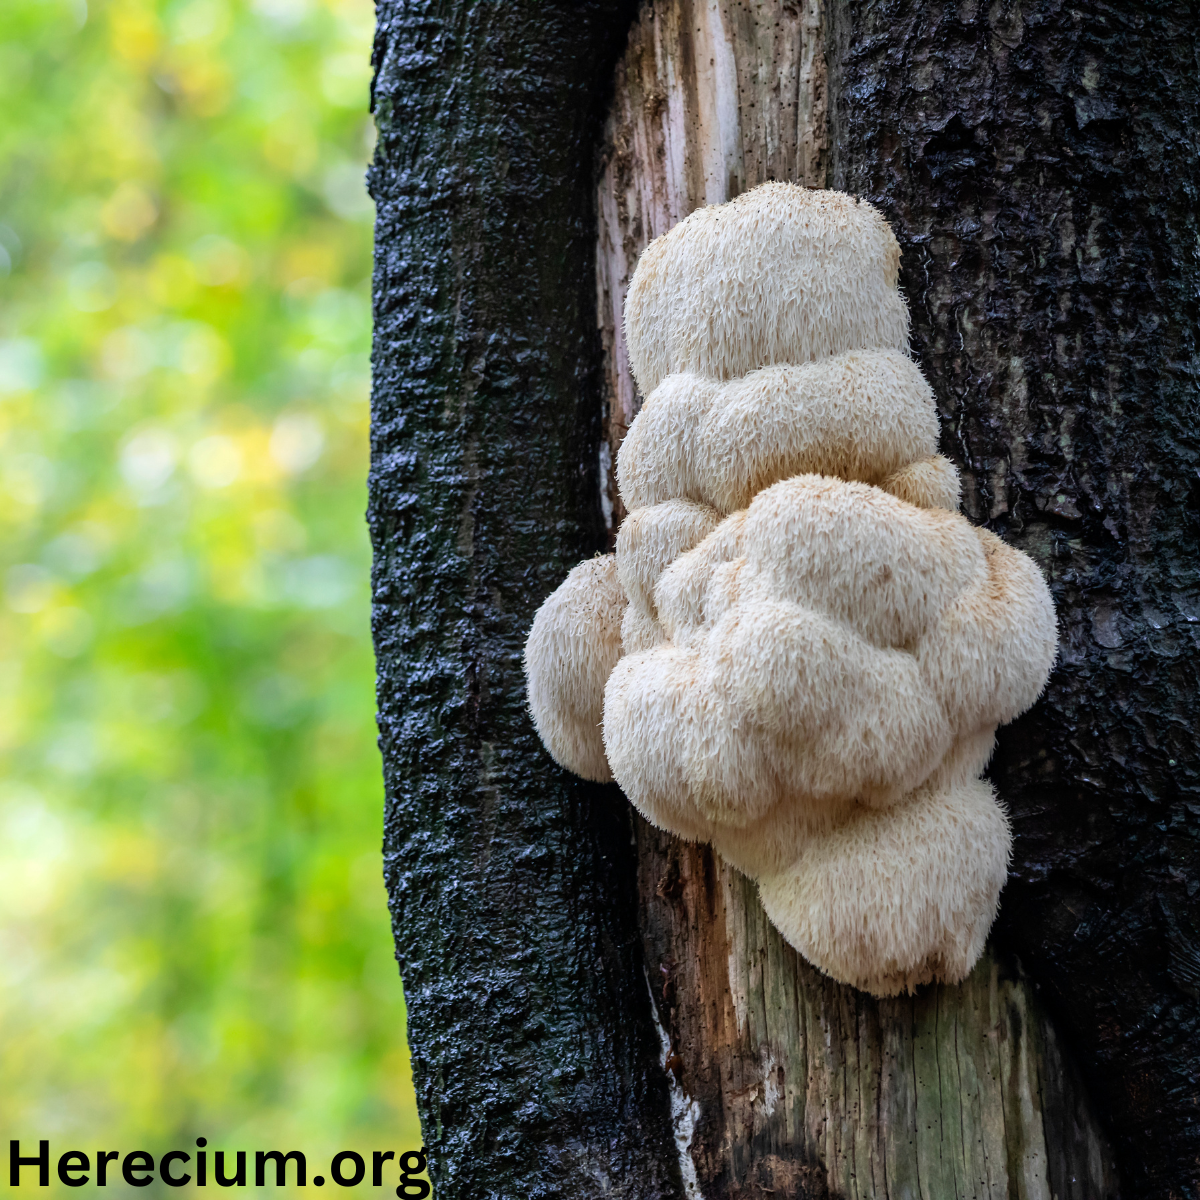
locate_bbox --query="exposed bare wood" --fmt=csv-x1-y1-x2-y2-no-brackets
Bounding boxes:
596,0,827,538
639,833,1118,1198
596,3,1118,1195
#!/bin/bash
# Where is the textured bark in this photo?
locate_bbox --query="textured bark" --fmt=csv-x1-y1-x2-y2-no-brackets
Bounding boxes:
367,4,682,1197
826,3,1200,1195
596,4,1119,1197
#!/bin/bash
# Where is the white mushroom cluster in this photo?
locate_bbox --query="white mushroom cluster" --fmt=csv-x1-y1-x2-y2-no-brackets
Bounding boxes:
525,183,1057,996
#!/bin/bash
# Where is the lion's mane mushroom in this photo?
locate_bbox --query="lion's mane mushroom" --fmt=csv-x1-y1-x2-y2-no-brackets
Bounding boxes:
524,183,1057,996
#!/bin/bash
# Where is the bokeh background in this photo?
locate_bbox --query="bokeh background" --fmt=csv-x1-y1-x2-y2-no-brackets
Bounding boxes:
0,0,423,1186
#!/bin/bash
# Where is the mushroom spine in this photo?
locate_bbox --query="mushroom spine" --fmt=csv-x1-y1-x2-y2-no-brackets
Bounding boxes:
524,183,1057,997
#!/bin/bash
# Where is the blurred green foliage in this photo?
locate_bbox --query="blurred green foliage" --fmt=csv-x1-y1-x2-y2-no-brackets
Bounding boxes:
0,0,422,1185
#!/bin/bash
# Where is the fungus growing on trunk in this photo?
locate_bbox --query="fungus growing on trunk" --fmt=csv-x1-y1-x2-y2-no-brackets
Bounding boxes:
525,182,1056,996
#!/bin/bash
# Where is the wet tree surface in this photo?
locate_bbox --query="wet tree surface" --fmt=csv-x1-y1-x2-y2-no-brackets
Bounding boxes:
367,3,682,1197
827,0,1200,1194
370,0,1200,1195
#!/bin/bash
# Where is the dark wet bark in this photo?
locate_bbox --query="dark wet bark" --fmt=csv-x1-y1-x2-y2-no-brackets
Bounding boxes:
367,3,682,1198
827,1,1200,1194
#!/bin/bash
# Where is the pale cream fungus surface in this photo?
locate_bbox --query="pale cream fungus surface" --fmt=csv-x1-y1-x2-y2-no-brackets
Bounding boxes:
524,183,1057,997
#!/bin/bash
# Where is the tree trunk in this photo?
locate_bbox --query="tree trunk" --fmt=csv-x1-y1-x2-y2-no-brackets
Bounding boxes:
370,0,1199,1196
368,5,682,1197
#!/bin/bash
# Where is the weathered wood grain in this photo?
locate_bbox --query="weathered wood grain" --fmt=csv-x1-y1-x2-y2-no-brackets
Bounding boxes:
596,0,827,538
638,831,1118,1198
597,4,1119,1195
